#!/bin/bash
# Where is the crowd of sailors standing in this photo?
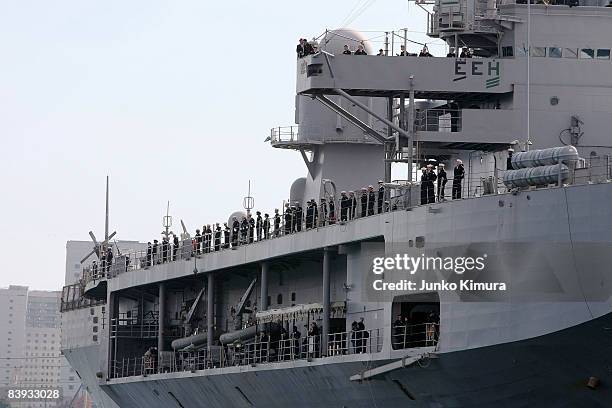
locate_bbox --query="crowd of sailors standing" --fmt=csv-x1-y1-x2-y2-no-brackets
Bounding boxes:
139,162,464,265
297,37,474,59
421,159,465,204
85,162,465,277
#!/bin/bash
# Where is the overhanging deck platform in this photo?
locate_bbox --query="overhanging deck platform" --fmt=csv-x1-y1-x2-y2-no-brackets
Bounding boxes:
297,54,518,98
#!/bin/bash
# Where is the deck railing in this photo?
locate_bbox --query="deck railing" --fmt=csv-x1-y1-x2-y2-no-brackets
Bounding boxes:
110,325,423,379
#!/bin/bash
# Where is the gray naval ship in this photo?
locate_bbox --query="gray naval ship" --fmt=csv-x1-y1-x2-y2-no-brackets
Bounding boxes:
61,0,612,406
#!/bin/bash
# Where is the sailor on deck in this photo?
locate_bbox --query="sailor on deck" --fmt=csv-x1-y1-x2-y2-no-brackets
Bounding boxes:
263,213,270,239
377,180,385,213
231,218,240,247
274,209,281,237
452,159,465,199
256,211,263,241
340,191,349,221
437,164,448,201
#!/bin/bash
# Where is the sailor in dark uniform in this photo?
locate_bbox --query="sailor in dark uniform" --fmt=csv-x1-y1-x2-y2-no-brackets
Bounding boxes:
437,164,448,202
294,202,303,232
377,181,385,213
367,186,376,216
426,165,437,204
354,43,367,55
420,168,428,205
256,211,263,241
349,191,357,220
284,204,292,234
231,218,240,248
203,225,211,254
340,191,349,221
342,44,352,55
194,230,201,255
452,159,465,199
214,224,221,251
146,243,152,267
263,213,270,239
274,209,281,237
296,38,305,58
248,215,255,243
305,200,314,229
106,246,113,273
319,198,328,226
239,217,248,244
360,188,368,217
223,223,230,249
172,235,179,261
161,238,168,263
152,239,159,263
328,197,336,224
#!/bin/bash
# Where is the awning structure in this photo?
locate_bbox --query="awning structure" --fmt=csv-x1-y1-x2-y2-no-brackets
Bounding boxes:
256,301,346,324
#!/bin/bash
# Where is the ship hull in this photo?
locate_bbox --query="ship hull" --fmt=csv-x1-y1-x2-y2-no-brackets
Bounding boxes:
101,309,612,408
63,344,120,408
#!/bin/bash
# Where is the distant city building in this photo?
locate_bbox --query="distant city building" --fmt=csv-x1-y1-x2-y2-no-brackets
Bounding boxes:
0,286,28,389
0,288,78,408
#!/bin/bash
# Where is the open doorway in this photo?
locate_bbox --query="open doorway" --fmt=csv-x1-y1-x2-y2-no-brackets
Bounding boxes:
391,292,440,350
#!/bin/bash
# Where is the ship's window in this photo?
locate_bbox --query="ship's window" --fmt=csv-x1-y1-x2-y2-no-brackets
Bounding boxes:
530,47,546,57
597,49,610,60
580,48,595,59
548,47,562,58
563,48,578,59
291,292,296,302
502,46,513,57
92,335,98,342
267,296,271,306
90,308,95,315
277,294,283,305
93,316,98,324
307,64,323,77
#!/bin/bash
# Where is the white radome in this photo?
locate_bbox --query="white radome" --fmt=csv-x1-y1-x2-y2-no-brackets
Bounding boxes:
318,28,373,55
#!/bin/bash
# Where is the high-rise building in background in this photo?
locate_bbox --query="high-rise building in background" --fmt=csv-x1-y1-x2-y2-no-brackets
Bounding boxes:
0,286,28,390
0,287,79,408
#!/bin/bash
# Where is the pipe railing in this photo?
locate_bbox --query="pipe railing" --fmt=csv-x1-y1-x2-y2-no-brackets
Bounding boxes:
391,323,439,350
270,125,383,145
416,109,462,132
110,327,391,379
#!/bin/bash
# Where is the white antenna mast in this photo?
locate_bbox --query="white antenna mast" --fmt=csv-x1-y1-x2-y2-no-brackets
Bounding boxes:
80,176,117,264
243,180,254,216
161,200,174,240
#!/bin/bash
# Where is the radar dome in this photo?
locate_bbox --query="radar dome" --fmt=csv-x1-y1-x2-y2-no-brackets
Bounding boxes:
290,177,306,204
318,29,373,55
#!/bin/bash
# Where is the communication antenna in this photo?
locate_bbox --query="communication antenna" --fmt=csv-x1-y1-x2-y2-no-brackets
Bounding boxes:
113,240,122,257
180,219,190,241
81,176,117,264
243,180,254,216
161,201,174,240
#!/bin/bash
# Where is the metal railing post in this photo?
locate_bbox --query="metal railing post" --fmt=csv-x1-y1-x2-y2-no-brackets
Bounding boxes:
384,32,389,56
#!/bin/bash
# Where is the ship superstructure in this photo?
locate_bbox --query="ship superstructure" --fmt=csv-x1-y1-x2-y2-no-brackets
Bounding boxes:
61,1,612,407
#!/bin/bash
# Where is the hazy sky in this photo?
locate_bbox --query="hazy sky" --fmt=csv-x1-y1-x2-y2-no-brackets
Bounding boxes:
0,0,440,290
